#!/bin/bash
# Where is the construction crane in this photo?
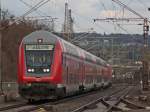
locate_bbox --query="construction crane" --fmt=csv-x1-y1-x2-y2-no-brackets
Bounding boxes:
94,0,149,91
62,3,74,41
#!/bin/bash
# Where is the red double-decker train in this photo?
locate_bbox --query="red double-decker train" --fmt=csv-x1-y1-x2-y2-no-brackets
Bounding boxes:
18,30,112,101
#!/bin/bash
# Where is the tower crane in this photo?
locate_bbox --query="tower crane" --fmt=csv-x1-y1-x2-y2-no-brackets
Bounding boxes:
94,0,149,91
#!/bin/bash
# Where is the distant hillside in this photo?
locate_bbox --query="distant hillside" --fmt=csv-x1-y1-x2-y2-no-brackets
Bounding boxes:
55,32,150,45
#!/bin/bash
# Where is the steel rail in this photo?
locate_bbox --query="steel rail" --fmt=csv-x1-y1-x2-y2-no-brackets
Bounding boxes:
71,86,129,112
70,86,149,112
104,87,132,112
120,98,146,109
16,86,127,112
0,102,28,111
0,85,128,112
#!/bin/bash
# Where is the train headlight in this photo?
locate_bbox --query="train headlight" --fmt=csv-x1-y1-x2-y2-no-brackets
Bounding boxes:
43,69,50,72
28,69,32,72
46,69,50,72
31,69,34,72
27,68,34,72
43,69,47,72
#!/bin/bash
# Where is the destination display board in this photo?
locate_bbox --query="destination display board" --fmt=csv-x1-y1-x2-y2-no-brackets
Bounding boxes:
26,45,54,50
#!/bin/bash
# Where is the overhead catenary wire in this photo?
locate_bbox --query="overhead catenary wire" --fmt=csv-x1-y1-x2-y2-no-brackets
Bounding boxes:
1,0,51,28
22,0,50,17
71,31,94,43
21,0,46,17
98,0,108,12
86,43,99,51
112,0,146,19
19,0,45,16
47,0,111,34
71,32,89,42
66,2,110,33
71,21,96,42
55,1,110,42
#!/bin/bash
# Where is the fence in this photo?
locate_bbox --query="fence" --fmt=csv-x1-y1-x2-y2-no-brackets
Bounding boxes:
0,82,18,93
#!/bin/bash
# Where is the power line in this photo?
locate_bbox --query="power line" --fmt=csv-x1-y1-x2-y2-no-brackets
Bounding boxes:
112,0,150,91
98,0,107,12
112,0,145,19
7,0,51,27
22,0,50,17
71,32,88,41
67,5,110,33
71,31,93,43
19,0,44,16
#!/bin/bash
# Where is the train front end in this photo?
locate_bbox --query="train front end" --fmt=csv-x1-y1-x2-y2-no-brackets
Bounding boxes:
18,31,63,100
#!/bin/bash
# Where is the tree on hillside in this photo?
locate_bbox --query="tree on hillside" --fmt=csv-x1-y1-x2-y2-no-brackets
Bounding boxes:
1,9,49,81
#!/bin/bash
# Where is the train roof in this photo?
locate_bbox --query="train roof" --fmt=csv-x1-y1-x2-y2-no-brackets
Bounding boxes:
23,30,57,44
22,30,108,66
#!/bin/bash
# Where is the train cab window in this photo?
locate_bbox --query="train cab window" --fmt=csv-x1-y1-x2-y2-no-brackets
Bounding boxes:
25,44,54,74
26,51,52,67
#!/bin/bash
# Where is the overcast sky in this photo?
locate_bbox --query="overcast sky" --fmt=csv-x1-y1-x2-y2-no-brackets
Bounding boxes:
2,0,150,34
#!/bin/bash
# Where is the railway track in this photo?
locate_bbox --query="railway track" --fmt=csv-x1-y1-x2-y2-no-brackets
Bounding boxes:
18,85,128,112
71,86,148,112
15,88,115,112
0,87,108,111
0,102,28,111
0,85,126,112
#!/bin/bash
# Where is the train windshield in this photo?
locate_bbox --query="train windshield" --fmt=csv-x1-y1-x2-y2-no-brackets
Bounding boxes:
26,51,52,67
25,44,54,73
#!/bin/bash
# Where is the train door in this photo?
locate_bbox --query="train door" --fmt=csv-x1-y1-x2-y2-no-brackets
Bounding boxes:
62,53,67,84
62,53,70,93
65,54,77,93
79,61,85,91
93,65,97,87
